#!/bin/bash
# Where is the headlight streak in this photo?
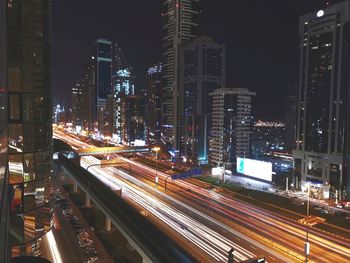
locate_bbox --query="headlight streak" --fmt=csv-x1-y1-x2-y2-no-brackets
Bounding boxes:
81,156,254,262
46,230,63,263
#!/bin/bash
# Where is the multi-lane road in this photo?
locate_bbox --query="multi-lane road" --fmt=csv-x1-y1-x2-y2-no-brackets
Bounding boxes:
54,130,350,262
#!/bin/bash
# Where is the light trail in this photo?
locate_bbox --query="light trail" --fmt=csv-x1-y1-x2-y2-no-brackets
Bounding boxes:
55,132,350,262
121,156,350,263
46,230,63,263
81,156,255,262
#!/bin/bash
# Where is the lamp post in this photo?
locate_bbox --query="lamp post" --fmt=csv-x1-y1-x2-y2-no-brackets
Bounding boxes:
305,183,311,262
152,147,161,188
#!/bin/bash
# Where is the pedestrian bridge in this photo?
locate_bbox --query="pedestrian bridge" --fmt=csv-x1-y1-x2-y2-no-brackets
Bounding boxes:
77,146,149,156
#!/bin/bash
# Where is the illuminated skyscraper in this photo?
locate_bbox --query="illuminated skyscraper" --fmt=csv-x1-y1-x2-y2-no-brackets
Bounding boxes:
146,63,163,145
162,0,200,153
95,38,112,133
183,36,226,164
293,0,350,199
112,43,135,142
3,0,54,259
209,88,255,170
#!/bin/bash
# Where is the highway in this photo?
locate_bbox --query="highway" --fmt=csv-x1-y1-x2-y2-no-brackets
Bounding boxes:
119,156,350,263
81,156,259,262
54,130,350,262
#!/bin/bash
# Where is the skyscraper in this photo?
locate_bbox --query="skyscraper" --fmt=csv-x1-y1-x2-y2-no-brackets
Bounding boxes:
112,43,136,141
120,96,146,145
113,68,135,141
0,0,9,260
71,81,83,128
146,63,163,145
95,38,112,133
162,0,200,153
293,0,350,199
284,94,297,152
209,88,255,170
81,57,96,130
5,0,53,258
183,36,226,164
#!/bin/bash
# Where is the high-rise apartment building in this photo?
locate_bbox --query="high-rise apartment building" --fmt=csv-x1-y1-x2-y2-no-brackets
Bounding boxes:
4,0,53,259
146,63,163,145
209,88,255,170
162,0,200,153
293,0,350,199
183,36,226,164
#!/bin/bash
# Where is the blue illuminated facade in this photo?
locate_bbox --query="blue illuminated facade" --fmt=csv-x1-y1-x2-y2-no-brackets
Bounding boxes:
95,38,112,120
113,68,135,141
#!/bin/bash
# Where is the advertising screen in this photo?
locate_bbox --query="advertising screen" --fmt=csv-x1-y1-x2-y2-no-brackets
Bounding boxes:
236,157,272,182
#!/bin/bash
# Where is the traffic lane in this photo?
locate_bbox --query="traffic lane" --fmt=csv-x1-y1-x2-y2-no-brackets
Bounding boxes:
110,166,297,263
83,159,257,263
127,160,350,250
125,164,350,263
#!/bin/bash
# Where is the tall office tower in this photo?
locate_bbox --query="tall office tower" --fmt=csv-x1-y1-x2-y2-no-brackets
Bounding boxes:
209,88,256,170
81,57,96,130
113,69,135,141
0,0,9,260
162,0,200,154
120,96,146,145
183,36,226,164
284,95,297,152
5,0,53,258
95,38,112,132
146,63,163,145
71,81,83,128
293,1,350,199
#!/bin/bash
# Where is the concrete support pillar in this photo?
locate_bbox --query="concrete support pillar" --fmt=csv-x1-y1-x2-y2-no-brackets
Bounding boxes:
105,218,112,232
73,183,78,193
85,196,91,207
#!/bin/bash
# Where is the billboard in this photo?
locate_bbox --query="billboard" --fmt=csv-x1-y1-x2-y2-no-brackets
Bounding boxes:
236,157,272,182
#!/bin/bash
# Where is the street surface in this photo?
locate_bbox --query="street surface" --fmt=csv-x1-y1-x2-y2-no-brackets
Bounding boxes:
54,130,350,262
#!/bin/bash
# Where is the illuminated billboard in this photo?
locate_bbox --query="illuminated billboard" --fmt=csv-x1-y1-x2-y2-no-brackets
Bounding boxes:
236,157,272,182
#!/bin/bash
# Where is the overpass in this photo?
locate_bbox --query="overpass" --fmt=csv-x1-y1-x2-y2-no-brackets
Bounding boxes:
58,155,196,263
77,146,150,156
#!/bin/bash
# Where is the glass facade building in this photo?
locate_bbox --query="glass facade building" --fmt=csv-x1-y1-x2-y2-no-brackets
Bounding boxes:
5,0,54,257
0,0,9,260
182,36,226,164
293,0,350,199
162,0,199,152
146,63,163,145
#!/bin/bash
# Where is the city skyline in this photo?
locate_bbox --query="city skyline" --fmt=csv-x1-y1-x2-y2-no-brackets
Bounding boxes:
53,0,333,120
2,0,350,262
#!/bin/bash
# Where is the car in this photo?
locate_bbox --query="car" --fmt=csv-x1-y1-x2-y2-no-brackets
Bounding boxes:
84,256,98,263
79,239,93,248
85,250,98,257
77,232,89,239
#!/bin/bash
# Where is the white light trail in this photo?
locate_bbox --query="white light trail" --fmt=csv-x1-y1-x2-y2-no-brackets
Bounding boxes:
46,230,63,263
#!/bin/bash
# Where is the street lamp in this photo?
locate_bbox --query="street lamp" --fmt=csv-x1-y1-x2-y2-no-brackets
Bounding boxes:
305,182,311,262
152,147,161,188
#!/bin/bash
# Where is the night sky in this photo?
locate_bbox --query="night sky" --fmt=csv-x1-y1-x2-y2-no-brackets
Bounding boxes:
52,0,330,120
